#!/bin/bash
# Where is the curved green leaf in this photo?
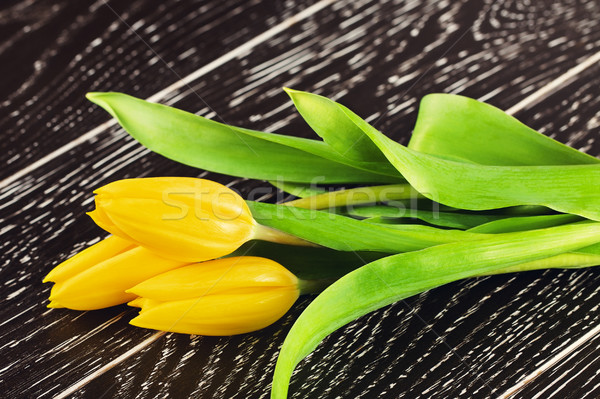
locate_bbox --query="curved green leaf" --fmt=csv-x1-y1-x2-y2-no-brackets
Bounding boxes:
248,201,483,253
285,88,392,167
468,213,583,234
337,104,600,220
283,90,600,219
271,222,600,398
409,94,599,165
353,206,507,229
86,92,400,183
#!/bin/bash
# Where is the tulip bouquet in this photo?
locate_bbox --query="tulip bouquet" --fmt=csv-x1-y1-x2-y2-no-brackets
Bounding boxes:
44,89,600,398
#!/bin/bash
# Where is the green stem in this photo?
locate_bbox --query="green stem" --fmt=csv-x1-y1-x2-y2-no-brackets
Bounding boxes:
284,184,422,210
252,224,319,247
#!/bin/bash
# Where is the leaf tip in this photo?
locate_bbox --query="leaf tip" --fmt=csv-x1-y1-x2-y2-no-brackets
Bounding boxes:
85,92,119,120
282,87,304,100
85,92,105,104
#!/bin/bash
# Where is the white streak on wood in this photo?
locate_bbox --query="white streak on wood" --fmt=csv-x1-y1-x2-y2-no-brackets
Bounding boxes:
497,323,600,398
145,0,336,104
505,50,600,116
0,120,117,192
5,286,27,300
0,304,38,329
52,331,167,399
0,0,337,191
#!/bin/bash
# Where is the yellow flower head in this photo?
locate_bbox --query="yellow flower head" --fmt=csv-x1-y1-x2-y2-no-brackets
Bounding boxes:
127,256,300,336
89,177,257,262
44,235,190,310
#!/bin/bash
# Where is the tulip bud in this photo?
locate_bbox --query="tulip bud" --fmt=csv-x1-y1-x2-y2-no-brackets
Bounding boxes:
127,256,300,335
45,238,190,310
43,235,134,284
90,177,312,262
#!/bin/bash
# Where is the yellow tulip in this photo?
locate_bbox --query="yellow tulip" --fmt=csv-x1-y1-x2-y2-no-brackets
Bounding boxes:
89,177,309,263
127,256,300,335
44,177,312,312
43,235,134,284
44,237,190,310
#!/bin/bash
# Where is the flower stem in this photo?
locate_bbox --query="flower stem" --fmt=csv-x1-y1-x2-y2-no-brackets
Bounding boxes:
284,184,422,210
252,224,319,247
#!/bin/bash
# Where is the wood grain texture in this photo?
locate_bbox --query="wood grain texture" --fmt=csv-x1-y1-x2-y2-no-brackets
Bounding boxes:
514,324,600,399
0,0,320,180
1,0,600,398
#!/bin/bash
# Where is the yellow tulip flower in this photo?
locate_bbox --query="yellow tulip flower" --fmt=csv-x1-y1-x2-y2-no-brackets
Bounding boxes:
44,177,313,312
43,235,134,284
90,177,310,263
127,256,300,335
44,236,190,310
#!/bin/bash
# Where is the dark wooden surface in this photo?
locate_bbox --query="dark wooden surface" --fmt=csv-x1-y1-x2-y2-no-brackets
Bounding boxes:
1,0,600,398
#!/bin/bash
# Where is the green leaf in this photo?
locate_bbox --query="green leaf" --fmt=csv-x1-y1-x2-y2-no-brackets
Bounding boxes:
337,103,600,221
353,206,508,230
575,242,600,255
247,201,484,253
280,91,600,219
468,213,583,234
285,88,398,175
86,92,400,183
271,222,600,398
409,94,599,166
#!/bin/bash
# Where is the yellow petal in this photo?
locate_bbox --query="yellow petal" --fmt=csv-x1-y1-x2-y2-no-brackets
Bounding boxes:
93,177,256,262
43,235,135,283
129,287,299,335
46,301,64,309
127,297,161,309
49,247,190,310
87,209,134,242
127,297,145,308
127,256,299,302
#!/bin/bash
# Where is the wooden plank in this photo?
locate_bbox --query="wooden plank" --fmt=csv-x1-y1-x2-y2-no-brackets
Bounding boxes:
518,332,600,399
0,0,321,181
500,323,600,398
1,0,600,397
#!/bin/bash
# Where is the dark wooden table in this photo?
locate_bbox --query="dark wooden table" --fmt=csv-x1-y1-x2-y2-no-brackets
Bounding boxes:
2,0,600,398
